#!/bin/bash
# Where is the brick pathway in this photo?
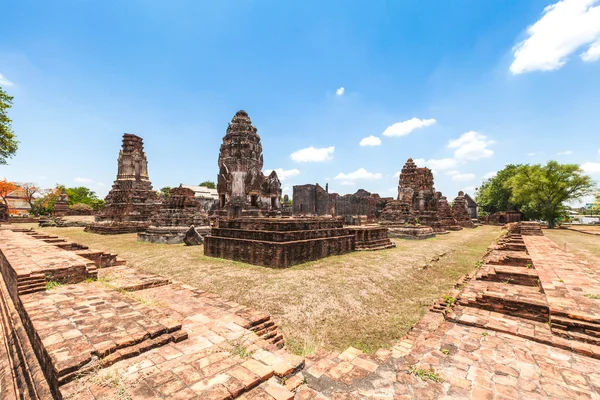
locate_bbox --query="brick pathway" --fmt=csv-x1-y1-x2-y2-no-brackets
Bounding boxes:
2,223,600,399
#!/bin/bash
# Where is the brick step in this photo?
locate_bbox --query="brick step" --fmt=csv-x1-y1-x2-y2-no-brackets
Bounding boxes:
355,240,396,251
551,326,600,346
485,251,532,267
42,238,68,244
17,281,47,291
241,378,296,400
459,281,548,322
446,306,600,360
476,265,540,286
57,329,188,386
17,273,46,283
55,242,89,251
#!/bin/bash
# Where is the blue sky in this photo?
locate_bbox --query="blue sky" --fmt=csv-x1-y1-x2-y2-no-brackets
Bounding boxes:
1,0,599,203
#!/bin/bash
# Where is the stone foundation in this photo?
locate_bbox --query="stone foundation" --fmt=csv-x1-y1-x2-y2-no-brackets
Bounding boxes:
204,218,355,267
386,225,436,240
346,225,396,250
138,225,211,244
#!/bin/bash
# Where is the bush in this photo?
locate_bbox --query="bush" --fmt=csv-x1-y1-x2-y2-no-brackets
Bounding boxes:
71,203,93,211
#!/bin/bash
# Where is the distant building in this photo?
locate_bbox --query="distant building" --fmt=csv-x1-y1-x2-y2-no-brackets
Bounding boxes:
6,187,31,216
179,184,219,212
464,193,478,219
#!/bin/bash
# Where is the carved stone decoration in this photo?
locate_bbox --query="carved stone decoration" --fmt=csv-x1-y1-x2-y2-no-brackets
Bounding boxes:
53,188,70,216
138,187,210,244
452,191,475,228
86,134,160,234
216,111,282,218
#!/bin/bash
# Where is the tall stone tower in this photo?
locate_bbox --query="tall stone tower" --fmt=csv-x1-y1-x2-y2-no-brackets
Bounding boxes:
86,134,160,234
216,110,281,217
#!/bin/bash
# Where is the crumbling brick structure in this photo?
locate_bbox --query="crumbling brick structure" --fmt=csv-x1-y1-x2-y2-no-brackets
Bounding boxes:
397,158,444,232
437,193,462,231
138,187,210,244
86,134,160,234
204,218,355,267
292,185,387,220
52,187,70,216
216,111,282,218
451,191,475,228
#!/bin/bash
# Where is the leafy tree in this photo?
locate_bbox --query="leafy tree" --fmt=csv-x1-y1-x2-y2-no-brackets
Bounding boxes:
199,180,216,189
158,186,172,198
508,161,595,228
476,165,523,215
65,186,104,210
0,85,18,164
16,182,41,216
0,179,17,205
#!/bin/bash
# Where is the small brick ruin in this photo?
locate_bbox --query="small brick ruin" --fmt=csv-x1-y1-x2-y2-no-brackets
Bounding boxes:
216,110,282,218
204,218,356,268
436,193,462,231
85,134,160,234
378,200,436,239
292,185,389,220
137,187,210,244
52,187,70,216
397,158,444,232
345,226,395,250
451,191,475,228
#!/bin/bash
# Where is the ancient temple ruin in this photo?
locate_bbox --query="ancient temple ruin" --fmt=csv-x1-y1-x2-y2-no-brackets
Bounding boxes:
397,158,444,231
437,193,462,231
53,187,70,216
292,184,388,221
452,191,475,228
138,187,210,244
216,110,282,218
86,134,160,234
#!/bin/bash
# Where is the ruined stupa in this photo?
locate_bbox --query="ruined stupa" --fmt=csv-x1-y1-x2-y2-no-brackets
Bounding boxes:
53,187,70,216
437,193,462,231
138,187,210,244
397,158,444,232
216,110,282,218
86,134,160,234
452,191,475,228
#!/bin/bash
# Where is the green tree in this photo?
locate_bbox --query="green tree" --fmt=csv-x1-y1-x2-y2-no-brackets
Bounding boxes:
65,186,104,210
508,161,595,228
476,165,526,214
0,85,18,164
158,186,172,198
199,180,216,189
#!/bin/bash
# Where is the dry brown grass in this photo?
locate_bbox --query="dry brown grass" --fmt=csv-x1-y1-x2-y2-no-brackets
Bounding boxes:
30,224,501,355
545,228,600,266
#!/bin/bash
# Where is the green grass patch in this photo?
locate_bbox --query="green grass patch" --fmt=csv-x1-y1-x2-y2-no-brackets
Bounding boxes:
408,366,443,382
45,280,64,290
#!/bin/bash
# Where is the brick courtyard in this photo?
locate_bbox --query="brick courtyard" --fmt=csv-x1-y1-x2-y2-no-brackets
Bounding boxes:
1,223,600,399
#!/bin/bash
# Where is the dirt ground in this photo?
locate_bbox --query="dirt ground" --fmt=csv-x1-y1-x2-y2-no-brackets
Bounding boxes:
545,228,600,267
27,224,502,355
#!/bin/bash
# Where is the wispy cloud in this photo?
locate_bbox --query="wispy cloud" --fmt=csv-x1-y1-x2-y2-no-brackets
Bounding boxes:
336,87,345,96
0,73,14,87
290,146,334,162
448,131,495,161
264,168,300,181
446,170,476,182
335,168,382,181
483,171,497,180
581,162,600,174
74,177,94,183
381,117,436,137
557,150,573,155
359,135,381,147
510,0,600,74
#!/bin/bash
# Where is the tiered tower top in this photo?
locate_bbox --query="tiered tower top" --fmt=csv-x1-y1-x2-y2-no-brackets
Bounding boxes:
218,110,264,173
116,134,150,181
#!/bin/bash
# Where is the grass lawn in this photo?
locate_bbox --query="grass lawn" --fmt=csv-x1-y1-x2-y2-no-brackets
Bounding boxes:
28,224,501,355
545,228,600,267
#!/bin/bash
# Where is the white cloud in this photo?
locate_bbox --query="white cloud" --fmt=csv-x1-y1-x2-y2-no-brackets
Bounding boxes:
290,146,334,162
381,118,436,137
393,171,401,178
557,150,573,155
527,151,543,156
581,162,600,174
74,177,94,183
96,182,106,187
582,40,600,60
0,73,14,87
483,171,497,180
335,168,382,181
446,170,476,182
359,135,381,147
336,87,345,96
340,181,355,186
428,158,458,170
448,131,495,161
462,186,477,194
264,168,300,181
510,0,600,74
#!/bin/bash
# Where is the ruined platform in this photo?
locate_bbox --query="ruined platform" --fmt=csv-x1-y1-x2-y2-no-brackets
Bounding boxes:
204,218,355,268
345,225,395,250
